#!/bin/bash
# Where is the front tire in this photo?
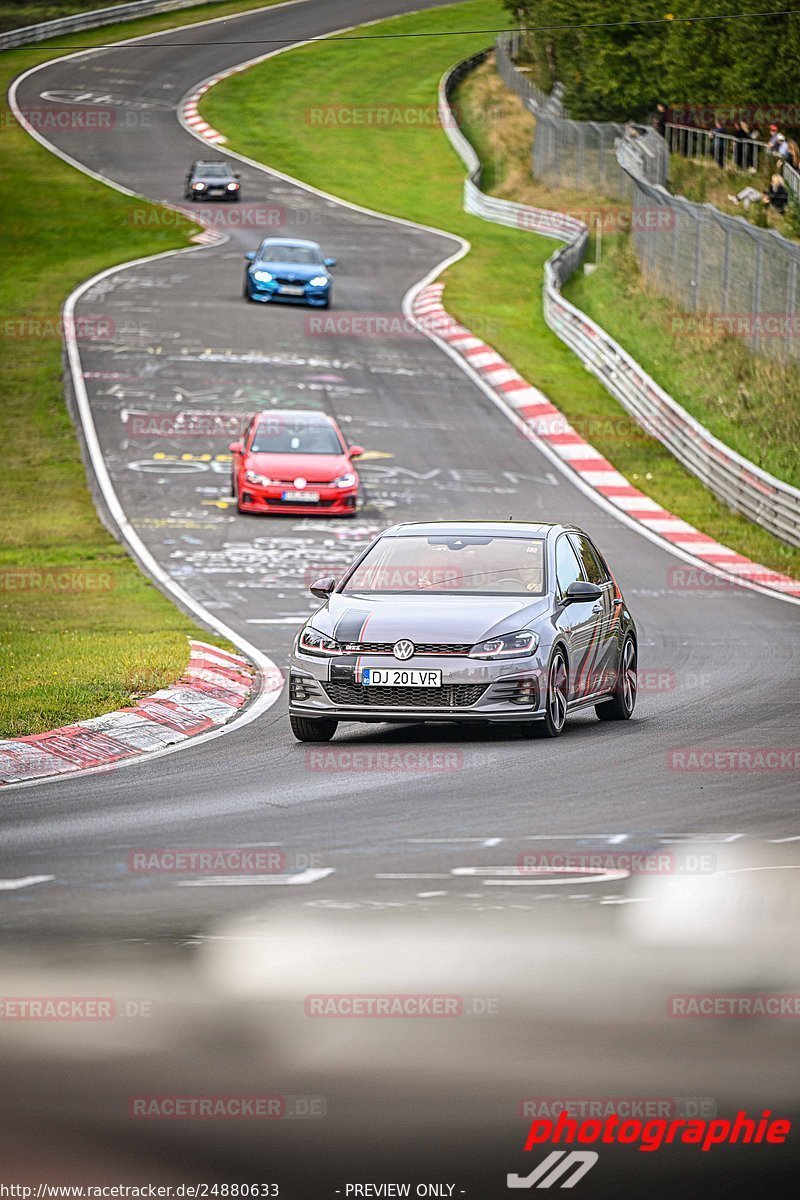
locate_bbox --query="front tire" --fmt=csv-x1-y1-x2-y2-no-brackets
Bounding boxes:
595,636,637,721
535,648,569,738
290,714,338,742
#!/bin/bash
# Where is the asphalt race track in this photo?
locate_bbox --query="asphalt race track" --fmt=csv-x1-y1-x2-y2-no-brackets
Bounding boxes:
2,4,800,1192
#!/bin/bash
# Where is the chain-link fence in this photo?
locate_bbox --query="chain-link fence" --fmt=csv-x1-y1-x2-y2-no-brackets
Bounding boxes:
496,33,667,200
619,136,800,363
497,33,800,363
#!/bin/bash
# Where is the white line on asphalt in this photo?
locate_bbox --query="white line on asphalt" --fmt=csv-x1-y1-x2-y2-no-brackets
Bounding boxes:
0,876,55,891
177,867,334,887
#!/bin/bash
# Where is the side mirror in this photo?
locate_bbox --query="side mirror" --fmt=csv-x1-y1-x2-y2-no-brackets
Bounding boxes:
234,172,241,179
309,576,336,600
348,445,365,458
228,442,243,454
324,257,337,268
245,251,256,262
563,580,602,605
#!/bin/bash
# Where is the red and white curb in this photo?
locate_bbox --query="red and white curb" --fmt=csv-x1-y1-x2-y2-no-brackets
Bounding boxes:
414,284,800,599
182,72,239,144
0,640,279,786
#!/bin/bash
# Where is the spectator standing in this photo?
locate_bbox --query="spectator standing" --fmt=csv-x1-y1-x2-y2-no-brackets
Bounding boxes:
712,120,726,167
652,102,667,138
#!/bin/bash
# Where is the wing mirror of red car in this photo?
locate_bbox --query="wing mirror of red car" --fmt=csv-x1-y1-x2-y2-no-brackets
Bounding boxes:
228,442,243,454
309,576,337,599
348,445,365,458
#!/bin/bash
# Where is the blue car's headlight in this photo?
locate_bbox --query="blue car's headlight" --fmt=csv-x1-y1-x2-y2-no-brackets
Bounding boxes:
298,626,343,657
253,270,274,283
309,275,329,287
469,630,539,660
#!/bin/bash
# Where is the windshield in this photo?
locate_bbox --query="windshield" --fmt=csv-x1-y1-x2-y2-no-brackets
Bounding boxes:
250,420,343,455
260,242,322,264
198,164,230,177
342,534,546,594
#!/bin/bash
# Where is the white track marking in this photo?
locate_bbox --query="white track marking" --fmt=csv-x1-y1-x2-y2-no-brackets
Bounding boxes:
0,875,55,891
177,867,334,886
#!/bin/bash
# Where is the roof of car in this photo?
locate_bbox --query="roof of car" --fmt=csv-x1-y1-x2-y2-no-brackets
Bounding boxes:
259,237,321,249
252,409,334,424
383,521,573,537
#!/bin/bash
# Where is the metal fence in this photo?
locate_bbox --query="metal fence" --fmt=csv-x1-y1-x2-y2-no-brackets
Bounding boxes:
619,135,800,363
497,33,800,364
439,52,800,549
666,121,800,199
495,33,668,200
0,0,211,49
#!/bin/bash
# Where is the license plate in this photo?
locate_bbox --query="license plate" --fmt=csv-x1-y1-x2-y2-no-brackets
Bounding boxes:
279,285,305,296
282,490,319,502
361,668,442,687
208,189,224,196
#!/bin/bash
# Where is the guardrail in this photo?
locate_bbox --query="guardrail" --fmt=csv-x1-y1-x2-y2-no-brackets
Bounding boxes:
0,0,210,49
439,52,800,549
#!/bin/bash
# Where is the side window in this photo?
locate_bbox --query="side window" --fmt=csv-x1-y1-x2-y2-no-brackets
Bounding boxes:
555,535,584,596
570,534,608,585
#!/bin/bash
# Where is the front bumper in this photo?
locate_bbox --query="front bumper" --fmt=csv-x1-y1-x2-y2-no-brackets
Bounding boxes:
238,480,358,516
288,653,546,723
247,275,330,306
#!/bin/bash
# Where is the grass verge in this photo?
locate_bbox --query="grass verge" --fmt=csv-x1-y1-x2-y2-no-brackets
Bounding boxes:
0,0,283,737
201,8,800,578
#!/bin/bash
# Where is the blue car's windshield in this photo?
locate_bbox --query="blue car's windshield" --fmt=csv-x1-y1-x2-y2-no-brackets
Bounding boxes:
343,535,546,594
198,164,230,177
260,243,322,264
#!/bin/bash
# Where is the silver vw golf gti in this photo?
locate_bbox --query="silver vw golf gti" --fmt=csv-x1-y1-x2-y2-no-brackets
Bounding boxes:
288,521,637,741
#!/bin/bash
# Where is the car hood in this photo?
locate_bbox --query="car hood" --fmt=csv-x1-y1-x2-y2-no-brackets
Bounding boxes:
313,592,550,645
252,259,325,280
245,451,351,483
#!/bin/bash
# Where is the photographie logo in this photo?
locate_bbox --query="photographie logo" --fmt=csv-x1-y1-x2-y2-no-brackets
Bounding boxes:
128,848,296,874
0,569,114,594
0,997,152,1020
3,106,115,133
0,315,113,341
517,849,715,877
305,748,463,773
508,1151,598,1189
128,1094,326,1119
304,994,498,1017
305,312,500,339
129,204,287,230
668,993,800,1018
123,410,246,439
303,103,499,129
671,314,800,339
667,567,795,594
667,748,800,772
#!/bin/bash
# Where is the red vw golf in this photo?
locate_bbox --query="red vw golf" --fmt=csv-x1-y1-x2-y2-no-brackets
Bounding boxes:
229,410,363,516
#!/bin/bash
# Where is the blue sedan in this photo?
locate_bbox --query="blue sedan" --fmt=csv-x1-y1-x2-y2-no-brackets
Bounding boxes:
243,237,335,307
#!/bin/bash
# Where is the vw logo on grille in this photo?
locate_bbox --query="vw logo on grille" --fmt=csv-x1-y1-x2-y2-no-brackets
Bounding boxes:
393,639,415,661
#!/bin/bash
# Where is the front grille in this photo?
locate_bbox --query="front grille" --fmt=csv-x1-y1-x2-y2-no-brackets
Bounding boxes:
271,497,334,507
323,682,487,708
275,276,307,287
344,642,473,656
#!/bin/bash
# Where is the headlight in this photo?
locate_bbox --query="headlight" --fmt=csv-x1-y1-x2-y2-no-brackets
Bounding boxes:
469,630,539,660
227,182,239,190
192,182,204,190
253,270,274,283
331,472,356,489
309,275,329,287
298,626,342,657
244,469,276,486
